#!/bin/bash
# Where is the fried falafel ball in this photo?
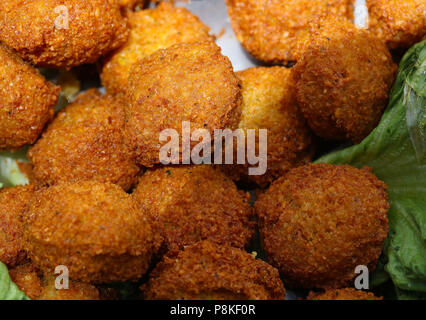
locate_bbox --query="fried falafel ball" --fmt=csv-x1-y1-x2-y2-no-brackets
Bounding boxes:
27,89,140,191
126,41,242,167
9,262,100,300
143,241,285,300
226,0,354,64
292,17,397,143
307,288,382,300
0,0,128,68
222,66,314,188
367,0,426,49
102,2,213,96
132,165,254,252
0,185,34,267
0,44,59,150
255,163,389,289
24,181,161,283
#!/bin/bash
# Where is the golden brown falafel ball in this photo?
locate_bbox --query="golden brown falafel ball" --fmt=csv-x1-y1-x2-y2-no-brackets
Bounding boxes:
101,2,213,96
255,163,389,289
226,0,354,64
222,67,314,187
367,0,426,49
307,288,382,300
0,0,128,68
144,241,285,300
126,41,242,167
132,165,254,252
27,89,140,191
0,185,34,268
24,181,161,283
292,17,397,143
0,44,59,151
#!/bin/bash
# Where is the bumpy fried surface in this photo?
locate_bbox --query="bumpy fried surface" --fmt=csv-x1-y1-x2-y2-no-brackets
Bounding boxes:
292,17,397,143
307,288,382,300
9,262,100,300
28,89,140,191
144,241,285,300
367,0,426,49
24,181,161,283
102,2,213,96
226,0,354,64
0,185,34,267
126,41,242,167
0,0,128,68
222,67,314,187
0,44,59,150
118,0,146,11
132,166,254,252
255,164,389,289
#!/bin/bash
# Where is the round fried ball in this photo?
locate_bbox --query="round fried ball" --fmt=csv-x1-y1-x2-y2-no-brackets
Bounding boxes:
255,163,389,289
0,44,59,150
27,89,140,191
101,2,213,96
132,165,254,251
307,288,382,300
226,0,354,64
0,0,128,68
222,66,314,187
126,41,242,167
0,185,34,267
24,181,161,283
292,17,397,143
144,241,285,300
367,0,426,49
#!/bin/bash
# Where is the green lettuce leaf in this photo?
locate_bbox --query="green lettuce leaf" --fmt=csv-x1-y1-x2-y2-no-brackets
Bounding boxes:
0,262,28,300
316,40,426,297
0,148,29,188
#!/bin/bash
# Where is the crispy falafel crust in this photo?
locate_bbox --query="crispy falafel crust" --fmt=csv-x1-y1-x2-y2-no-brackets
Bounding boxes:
28,89,140,191
102,2,213,96
24,181,161,283
144,241,286,300
132,165,254,251
255,163,389,289
0,0,128,68
307,288,382,300
126,41,242,167
0,44,59,150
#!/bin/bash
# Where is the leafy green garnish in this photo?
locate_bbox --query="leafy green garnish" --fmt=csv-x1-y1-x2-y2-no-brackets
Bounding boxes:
0,148,29,188
0,262,28,300
316,40,426,298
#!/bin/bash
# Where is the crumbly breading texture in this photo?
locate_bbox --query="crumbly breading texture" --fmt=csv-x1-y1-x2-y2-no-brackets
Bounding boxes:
102,2,213,96
292,17,397,143
0,44,59,150
28,89,140,191
24,181,161,283
126,41,242,167
255,164,389,289
307,288,382,300
367,0,426,49
144,241,286,300
0,0,128,68
226,0,354,64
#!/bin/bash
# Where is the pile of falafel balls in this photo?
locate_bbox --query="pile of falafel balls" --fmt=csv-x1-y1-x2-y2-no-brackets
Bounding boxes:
0,0,424,300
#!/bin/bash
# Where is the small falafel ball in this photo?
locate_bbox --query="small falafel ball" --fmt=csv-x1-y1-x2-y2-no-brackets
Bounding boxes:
132,165,254,252
292,17,397,143
101,2,213,96
0,185,34,267
307,288,382,300
0,0,128,68
367,0,426,49
27,89,140,191
143,241,285,300
0,44,59,150
222,66,314,187
226,0,354,64
24,181,161,283
255,163,389,289
126,41,242,167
